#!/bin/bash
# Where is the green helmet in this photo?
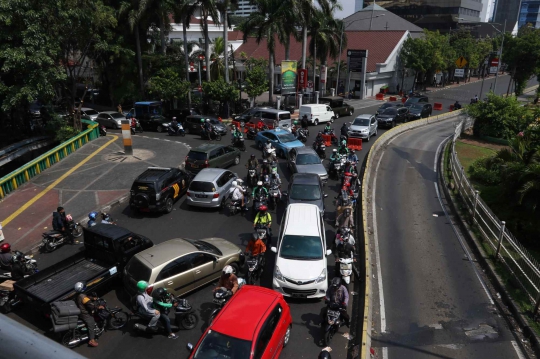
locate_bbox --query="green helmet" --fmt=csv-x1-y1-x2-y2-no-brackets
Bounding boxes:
137,280,149,292
200,119,205,123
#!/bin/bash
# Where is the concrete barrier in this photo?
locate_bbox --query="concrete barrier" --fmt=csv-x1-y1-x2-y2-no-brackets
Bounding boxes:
433,102,443,110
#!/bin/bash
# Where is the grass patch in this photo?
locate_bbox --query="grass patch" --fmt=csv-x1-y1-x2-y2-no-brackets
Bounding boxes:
455,140,496,172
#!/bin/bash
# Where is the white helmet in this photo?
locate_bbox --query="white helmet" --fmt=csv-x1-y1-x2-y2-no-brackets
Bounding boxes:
172,117,177,120
257,181,263,186
223,265,234,275
333,149,337,153
206,119,210,122
74,282,85,293
232,180,238,187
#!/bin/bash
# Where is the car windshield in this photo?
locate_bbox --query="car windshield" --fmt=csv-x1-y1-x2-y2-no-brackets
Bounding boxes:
125,257,151,281
110,112,125,119
193,330,252,359
410,104,423,110
382,108,397,115
187,151,207,161
184,239,222,256
379,103,392,110
290,184,321,201
352,118,370,126
296,154,321,165
189,181,215,192
84,109,99,115
406,97,420,103
280,235,323,260
277,133,297,143
278,113,291,120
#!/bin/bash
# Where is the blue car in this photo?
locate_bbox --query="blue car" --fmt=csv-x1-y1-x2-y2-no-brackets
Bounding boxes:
255,129,305,158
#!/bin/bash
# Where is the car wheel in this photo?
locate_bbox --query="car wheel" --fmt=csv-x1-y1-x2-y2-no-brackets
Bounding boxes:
335,113,339,119
230,262,239,274
365,134,370,142
349,109,354,116
157,125,164,133
258,141,263,149
234,156,240,165
283,325,292,347
164,198,174,213
313,119,319,126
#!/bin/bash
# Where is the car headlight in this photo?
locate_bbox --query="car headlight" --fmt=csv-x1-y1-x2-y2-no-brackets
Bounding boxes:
315,268,327,283
274,266,285,282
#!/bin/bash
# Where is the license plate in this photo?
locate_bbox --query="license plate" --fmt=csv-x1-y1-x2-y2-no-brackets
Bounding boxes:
191,164,199,169
195,194,208,198
291,293,306,298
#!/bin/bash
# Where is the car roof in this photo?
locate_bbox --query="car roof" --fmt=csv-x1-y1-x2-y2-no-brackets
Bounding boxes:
135,238,196,267
291,172,320,185
100,111,124,115
354,114,372,120
135,101,161,105
211,286,280,341
190,143,225,153
80,107,96,112
135,167,173,183
84,224,132,241
283,204,321,236
294,147,318,155
260,109,289,114
301,104,327,108
261,129,293,136
193,168,230,182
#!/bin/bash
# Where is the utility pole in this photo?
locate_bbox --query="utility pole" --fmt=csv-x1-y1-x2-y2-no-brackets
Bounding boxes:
493,20,506,91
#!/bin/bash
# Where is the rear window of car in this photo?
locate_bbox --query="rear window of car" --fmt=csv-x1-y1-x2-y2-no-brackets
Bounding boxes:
110,112,125,119
278,112,291,120
382,108,397,115
189,181,215,192
188,151,208,161
126,257,151,281
131,181,155,193
84,109,99,115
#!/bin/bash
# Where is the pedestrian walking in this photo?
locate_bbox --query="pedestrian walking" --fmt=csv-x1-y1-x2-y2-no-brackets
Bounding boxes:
117,104,123,114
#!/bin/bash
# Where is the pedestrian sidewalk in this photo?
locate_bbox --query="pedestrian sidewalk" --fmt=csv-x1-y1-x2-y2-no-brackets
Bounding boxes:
0,134,190,253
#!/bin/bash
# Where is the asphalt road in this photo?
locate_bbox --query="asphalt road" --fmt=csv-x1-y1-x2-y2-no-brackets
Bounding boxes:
7,74,535,359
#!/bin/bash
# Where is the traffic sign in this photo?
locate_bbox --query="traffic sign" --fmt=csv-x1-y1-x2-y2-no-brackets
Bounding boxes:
307,80,314,88
455,56,467,69
454,68,465,78
489,66,498,74
491,58,499,67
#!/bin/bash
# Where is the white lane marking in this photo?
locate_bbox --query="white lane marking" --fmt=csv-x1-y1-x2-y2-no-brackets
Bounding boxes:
511,341,527,359
433,136,494,305
434,135,448,172
373,151,387,333
383,347,389,359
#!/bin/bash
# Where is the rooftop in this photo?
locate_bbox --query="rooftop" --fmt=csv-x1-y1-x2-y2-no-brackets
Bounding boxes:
344,6,423,36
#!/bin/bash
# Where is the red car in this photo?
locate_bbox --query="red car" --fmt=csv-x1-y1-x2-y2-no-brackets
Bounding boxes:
187,285,292,359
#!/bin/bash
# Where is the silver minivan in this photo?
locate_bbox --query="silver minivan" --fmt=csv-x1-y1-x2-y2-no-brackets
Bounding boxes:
186,168,237,208
348,114,378,142
252,109,292,130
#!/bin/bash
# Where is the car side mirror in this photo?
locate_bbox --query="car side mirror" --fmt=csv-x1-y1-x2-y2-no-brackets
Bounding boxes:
271,247,277,253
212,257,217,263
326,249,333,256
282,191,288,196
187,343,194,352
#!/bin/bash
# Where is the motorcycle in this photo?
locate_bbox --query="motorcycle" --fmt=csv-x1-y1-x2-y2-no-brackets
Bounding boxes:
167,123,185,136
252,194,268,213
245,254,265,285
132,297,198,334
99,125,107,137
246,127,258,140
339,135,348,147
130,119,144,134
263,145,277,161
247,166,259,188
296,128,308,143
227,180,250,216
233,134,246,151
329,155,346,180
322,302,345,346
41,219,83,253
337,257,354,285
0,251,38,280
202,127,222,141
254,225,269,246
61,297,128,348
343,173,361,198
323,128,339,145
268,184,280,210
313,141,326,159
209,279,246,324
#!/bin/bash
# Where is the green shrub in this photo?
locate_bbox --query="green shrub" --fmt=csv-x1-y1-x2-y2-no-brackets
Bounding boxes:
469,157,501,185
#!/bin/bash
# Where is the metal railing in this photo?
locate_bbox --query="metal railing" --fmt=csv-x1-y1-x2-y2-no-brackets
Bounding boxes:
0,120,100,199
448,118,540,311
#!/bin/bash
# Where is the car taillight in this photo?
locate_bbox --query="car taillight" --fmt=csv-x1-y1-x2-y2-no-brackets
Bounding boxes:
213,193,220,198
204,160,209,168
185,155,189,163
146,285,154,295
187,191,191,197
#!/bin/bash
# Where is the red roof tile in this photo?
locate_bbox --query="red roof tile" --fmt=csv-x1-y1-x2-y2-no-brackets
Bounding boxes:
235,31,407,73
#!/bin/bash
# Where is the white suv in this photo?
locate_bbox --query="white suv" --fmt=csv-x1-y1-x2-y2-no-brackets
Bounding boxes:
271,203,332,298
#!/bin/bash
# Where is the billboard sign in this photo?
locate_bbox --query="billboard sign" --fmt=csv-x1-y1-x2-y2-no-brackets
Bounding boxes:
281,61,297,95
347,49,367,72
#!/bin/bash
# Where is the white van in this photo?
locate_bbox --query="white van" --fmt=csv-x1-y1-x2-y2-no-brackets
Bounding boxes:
271,203,332,299
299,104,336,126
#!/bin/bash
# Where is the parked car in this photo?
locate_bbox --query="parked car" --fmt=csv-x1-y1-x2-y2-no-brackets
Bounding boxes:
187,286,292,359
78,107,100,121
186,168,237,208
319,96,355,118
284,173,326,214
375,102,403,115
233,107,271,123
348,114,378,141
123,237,242,297
287,147,328,182
254,129,304,158
376,107,409,128
183,115,228,136
298,104,336,125
404,95,429,108
271,203,332,299
130,167,193,213
96,111,126,129
184,144,241,174
137,114,170,132
407,103,432,120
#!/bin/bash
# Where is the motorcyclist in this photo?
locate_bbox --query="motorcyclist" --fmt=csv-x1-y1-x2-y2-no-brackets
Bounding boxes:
313,131,324,149
260,159,271,177
214,265,239,294
269,172,282,199
453,101,462,110
301,114,309,131
335,229,356,261
151,287,179,339
329,149,340,162
87,211,98,227
253,205,272,245
337,142,349,156
170,117,179,133
347,150,358,166
135,280,160,333
321,277,350,328
252,181,269,200
246,154,259,170
340,123,349,139
229,180,247,210
203,118,213,140
335,207,354,229
74,282,103,347
245,232,267,257
323,123,333,134
263,141,275,159
336,188,354,216
231,125,242,144
0,243,12,270
52,206,67,234
101,213,114,224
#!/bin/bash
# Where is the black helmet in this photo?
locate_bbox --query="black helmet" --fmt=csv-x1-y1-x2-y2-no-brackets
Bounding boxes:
331,277,341,287
318,350,332,359
152,287,168,300
251,154,255,158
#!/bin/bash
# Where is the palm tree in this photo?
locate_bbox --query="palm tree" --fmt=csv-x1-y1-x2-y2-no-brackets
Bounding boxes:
329,60,347,90
175,1,197,81
136,0,181,55
242,0,289,104
119,0,146,96
216,0,238,82
198,0,221,81
210,36,225,80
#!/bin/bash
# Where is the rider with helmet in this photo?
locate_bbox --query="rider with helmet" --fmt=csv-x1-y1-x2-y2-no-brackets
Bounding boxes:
231,124,241,144
323,123,332,134
202,118,213,140
229,180,247,210
74,282,103,347
88,211,98,227
347,150,358,166
321,277,350,328
151,287,178,339
0,243,12,270
252,180,269,200
335,207,354,229
253,205,272,245
260,159,271,177
135,280,161,332
214,265,239,294
101,213,114,225
170,117,179,131
246,154,259,170
315,131,324,145
319,349,332,359
246,232,267,257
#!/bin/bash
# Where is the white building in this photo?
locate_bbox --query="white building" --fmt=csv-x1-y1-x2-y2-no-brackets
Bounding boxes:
480,0,496,22
228,0,258,17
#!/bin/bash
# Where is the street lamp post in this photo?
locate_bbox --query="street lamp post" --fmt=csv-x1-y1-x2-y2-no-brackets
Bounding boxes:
493,20,506,91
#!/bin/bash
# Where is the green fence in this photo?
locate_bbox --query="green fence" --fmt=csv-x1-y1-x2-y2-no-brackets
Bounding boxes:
0,120,100,199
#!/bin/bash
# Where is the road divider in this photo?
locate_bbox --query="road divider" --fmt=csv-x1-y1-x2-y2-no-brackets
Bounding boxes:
433,102,443,111
347,138,363,151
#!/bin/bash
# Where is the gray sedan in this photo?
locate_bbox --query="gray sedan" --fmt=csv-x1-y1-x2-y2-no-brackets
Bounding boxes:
287,147,328,182
284,173,326,214
96,111,126,129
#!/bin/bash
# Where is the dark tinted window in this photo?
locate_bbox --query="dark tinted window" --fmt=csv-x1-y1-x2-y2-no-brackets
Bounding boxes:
224,146,235,153
131,182,156,193
382,108,397,115
156,255,192,281
261,111,276,120
189,181,215,192
110,112,125,119
278,112,291,120
126,257,152,281
210,148,224,159
191,253,214,268
187,151,207,161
